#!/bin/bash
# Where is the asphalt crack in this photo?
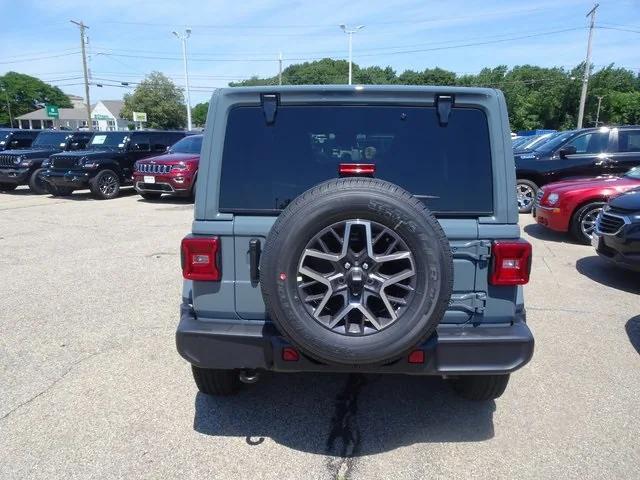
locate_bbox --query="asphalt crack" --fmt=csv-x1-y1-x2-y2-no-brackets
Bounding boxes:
0,351,100,421
325,374,367,480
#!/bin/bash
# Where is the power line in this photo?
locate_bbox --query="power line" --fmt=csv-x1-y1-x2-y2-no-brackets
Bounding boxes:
88,25,588,59
597,25,640,34
97,5,578,30
81,27,585,65
0,51,80,64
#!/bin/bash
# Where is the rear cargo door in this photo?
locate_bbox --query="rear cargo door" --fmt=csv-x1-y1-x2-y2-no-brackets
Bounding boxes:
217,102,498,323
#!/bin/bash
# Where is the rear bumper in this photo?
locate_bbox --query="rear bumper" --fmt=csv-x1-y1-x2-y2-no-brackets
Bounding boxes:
533,205,570,232
176,305,534,375
40,169,90,189
0,167,31,184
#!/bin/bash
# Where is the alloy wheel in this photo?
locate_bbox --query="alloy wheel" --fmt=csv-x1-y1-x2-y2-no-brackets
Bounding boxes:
99,173,118,196
297,219,417,336
517,183,535,210
580,208,602,240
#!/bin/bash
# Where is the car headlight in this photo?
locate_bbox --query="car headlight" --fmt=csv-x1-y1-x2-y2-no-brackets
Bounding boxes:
13,155,24,165
42,158,52,168
172,162,188,172
546,193,560,205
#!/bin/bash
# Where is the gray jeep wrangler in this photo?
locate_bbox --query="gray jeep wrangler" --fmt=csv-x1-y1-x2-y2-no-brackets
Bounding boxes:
177,85,534,401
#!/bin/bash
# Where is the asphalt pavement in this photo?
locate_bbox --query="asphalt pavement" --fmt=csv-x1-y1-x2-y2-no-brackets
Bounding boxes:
1,186,639,479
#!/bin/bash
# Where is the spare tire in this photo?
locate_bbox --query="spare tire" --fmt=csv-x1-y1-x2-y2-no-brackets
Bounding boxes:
260,178,453,365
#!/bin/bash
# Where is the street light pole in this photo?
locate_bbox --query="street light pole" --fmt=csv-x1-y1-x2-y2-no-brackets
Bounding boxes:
339,24,364,85
595,95,604,126
577,3,599,129
173,29,192,131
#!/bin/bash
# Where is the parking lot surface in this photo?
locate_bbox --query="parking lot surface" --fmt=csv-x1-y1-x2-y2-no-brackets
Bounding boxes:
1,187,639,480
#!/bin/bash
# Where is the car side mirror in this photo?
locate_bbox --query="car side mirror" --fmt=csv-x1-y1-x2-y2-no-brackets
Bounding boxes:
559,146,577,158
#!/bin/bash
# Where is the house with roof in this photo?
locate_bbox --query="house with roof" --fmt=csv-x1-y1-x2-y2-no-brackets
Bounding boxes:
91,100,128,131
16,104,93,130
15,98,129,131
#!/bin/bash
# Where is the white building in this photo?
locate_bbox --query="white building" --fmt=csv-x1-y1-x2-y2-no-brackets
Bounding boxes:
91,100,128,131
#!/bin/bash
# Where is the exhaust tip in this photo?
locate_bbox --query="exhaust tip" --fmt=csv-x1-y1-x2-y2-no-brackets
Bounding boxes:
239,369,260,384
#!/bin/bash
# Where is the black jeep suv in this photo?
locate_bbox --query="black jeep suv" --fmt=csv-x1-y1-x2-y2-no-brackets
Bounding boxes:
41,130,188,199
0,131,92,193
0,129,41,152
515,126,640,213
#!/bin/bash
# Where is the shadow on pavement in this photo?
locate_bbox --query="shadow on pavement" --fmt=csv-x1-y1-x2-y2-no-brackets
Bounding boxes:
137,195,194,206
523,223,575,244
50,187,138,201
625,316,640,355
193,372,495,456
576,256,640,295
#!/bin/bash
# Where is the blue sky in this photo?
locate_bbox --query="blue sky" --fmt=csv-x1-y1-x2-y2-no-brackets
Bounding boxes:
1,0,639,105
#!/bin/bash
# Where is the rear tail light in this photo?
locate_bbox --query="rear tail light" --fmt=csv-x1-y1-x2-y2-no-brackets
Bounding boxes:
489,240,532,286
181,236,220,281
339,163,375,177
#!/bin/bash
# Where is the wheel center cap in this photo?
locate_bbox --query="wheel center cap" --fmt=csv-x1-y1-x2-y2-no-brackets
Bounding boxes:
347,266,365,294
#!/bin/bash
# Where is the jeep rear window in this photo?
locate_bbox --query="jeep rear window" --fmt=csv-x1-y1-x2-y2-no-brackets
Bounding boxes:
219,105,493,215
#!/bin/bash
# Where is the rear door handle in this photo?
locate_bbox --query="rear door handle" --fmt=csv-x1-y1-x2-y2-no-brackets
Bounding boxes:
249,239,261,286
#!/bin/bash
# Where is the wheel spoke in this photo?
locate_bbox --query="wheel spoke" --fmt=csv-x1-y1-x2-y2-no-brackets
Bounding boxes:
316,236,330,253
303,248,342,262
374,251,412,263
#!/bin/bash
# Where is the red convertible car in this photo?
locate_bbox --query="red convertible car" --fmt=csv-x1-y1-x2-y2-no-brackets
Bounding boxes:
533,166,640,244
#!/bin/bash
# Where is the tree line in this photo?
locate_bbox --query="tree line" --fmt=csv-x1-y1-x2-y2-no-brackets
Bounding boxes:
227,58,640,131
3,60,639,131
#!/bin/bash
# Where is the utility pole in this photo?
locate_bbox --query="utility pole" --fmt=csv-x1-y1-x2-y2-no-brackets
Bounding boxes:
577,3,599,129
339,24,364,85
173,29,192,131
278,52,283,85
595,95,604,126
70,20,92,130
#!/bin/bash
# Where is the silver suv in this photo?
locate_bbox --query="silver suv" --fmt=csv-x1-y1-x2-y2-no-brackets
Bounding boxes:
176,86,534,401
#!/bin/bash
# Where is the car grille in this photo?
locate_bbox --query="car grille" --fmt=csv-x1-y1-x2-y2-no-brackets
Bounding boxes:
0,154,16,167
596,212,626,235
534,189,544,208
51,156,78,169
137,163,172,174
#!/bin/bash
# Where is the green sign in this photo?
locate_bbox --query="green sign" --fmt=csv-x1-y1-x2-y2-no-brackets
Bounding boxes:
45,104,59,119
93,114,111,120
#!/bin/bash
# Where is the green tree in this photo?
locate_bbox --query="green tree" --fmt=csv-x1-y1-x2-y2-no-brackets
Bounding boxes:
0,71,72,126
192,102,209,127
604,91,640,125
121,72,186,129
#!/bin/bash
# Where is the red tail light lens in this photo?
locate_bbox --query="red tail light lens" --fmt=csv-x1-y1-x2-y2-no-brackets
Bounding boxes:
181,236,220,281
489,240,532,285
408,350,425,364
282,347,300,362
339,163,375,177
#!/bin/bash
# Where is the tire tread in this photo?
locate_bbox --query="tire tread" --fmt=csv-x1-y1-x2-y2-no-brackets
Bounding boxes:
191,366,241,396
